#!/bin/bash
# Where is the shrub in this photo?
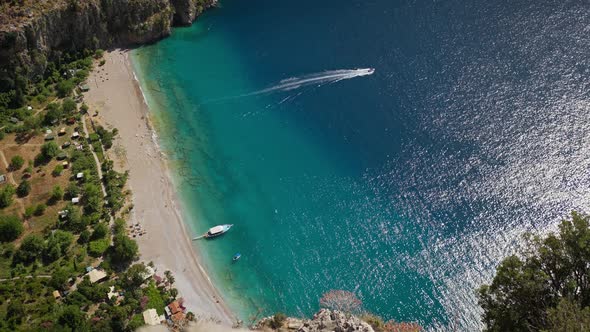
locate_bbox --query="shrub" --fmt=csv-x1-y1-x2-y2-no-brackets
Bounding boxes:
16,180,31,197
65,183,79,199
34,203,46,216
319,290,362,313
9,155,24,170
269,312,287,329
52,164,64,176
24,206,35,219
78,230,91,244
0,215,23,242
50,185,64,203
0,185,16,208
383,321,422,332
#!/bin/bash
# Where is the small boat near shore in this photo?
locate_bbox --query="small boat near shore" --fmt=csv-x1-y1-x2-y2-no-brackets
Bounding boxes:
232,253,241,261
193,224,233,240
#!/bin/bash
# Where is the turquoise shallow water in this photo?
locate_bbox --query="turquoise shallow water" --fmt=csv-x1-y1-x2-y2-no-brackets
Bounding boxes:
132,1,590,329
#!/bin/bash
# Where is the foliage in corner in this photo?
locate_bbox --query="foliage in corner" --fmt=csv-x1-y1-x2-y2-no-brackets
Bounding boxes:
479,212,590,332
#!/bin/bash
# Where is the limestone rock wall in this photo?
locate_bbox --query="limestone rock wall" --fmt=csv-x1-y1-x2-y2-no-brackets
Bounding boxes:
0,0,214,91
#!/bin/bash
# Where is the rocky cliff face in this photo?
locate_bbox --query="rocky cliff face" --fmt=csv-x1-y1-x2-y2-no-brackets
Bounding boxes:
254,309,376,332
0,0,214,91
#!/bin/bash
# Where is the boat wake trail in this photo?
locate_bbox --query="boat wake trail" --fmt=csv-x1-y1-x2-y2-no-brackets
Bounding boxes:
206,68,374,103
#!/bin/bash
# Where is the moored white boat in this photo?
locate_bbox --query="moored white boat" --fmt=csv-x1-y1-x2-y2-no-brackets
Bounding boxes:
205,224,233,238
192,224,234,240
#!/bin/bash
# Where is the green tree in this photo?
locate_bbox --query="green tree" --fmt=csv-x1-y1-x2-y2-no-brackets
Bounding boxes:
479,212,590,331
15,234,44,264
16,180,31,197
58,305,88,330
82,183,103,215
56,80,74,98
6,301,24,326
0,185,16,208
547,298,590,332
120,263,147,289
91,222,108,240
9,155,24,170
50,268,70,291
44,230,73,262
61,97,76,114
36,141,59,165
40,141,59,159
0,215,23,242
88,238,110,257
109,234,138,266
61,204,86,233
44,103,63,125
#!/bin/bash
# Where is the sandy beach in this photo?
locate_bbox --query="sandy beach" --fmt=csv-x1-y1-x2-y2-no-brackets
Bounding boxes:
84,49,235,325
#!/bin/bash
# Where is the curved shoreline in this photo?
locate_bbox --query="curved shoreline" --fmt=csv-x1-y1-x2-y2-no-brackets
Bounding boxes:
84,49,236,325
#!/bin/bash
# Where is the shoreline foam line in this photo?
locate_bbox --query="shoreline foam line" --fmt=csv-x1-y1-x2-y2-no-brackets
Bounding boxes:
84,49,236,325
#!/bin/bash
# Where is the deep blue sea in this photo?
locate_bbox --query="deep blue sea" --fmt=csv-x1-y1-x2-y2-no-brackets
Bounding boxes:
131,1,590,329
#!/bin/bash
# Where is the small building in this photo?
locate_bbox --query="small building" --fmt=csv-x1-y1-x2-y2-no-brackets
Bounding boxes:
52,290,61,299
140,266,155,281
76,172,84,179
45,129,52,134
171,312,185,323
71,132,80,139
71,197,80,204
44,134,55,141
57,152,67,160
62,141,71,148
59,128,66,136
142,308,161,326
86,269,108,283
0,175,6,184
67,117,76,125
80,84,90,92
9,117,19,124
167,301,183,315
107,286,118,300
27,106,32,111
58,210,69,219
62,161,69,168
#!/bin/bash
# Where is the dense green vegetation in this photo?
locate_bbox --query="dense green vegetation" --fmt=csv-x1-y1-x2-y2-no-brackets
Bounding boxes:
0,49,163,331
479,212,590,332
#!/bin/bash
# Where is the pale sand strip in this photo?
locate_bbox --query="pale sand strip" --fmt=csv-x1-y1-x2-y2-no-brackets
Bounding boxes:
84,49,235,325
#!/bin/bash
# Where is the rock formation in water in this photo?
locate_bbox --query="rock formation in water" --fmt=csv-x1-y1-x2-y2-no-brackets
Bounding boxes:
0,0,214,91
253,309,376,332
